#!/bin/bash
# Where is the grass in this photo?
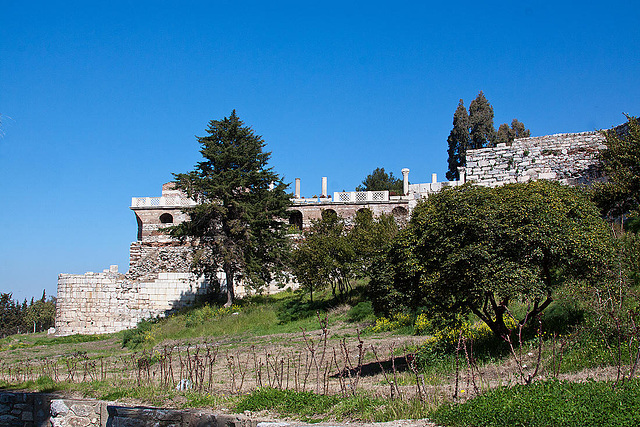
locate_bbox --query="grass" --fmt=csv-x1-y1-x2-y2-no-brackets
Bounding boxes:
2,283,639,425
234,387,437,423
431,379,640,427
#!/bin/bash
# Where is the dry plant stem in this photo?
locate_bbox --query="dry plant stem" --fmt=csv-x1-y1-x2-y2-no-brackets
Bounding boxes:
371,344,395,399
461,337,479,395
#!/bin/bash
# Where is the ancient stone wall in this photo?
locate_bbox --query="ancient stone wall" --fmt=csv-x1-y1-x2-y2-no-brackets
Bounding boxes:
127,241,194,281
0,392,257,427
55,269,208,336
461,131,607,187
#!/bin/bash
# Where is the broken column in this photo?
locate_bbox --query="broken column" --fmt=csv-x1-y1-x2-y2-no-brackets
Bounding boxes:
295,178,301,198
321,177,328,198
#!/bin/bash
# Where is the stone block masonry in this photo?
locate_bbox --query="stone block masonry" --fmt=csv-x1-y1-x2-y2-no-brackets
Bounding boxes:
460,131,607,187
0,392,258,427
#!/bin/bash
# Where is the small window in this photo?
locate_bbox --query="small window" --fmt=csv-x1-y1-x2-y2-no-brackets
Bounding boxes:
160,213,174,224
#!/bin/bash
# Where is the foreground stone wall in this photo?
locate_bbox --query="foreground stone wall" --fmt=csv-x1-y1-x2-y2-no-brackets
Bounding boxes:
461,131,607,187
0,392,256,427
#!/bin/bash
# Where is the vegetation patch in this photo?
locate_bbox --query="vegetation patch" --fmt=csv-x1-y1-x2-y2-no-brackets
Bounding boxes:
431,379,640,427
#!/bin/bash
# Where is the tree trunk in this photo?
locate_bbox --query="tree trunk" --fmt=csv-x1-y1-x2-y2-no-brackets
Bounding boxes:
224,265,235,307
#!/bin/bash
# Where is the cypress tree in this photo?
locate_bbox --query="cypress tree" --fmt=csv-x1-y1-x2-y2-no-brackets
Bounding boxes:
446,99,471,181
469,91,496,149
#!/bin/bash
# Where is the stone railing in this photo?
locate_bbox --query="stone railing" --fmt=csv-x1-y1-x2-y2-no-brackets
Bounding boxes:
333,190,389,203
409,179,464,196
292,196,333,204
131,195,197,208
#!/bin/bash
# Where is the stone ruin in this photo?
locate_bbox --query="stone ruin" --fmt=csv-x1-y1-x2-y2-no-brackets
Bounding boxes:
56,125,622,335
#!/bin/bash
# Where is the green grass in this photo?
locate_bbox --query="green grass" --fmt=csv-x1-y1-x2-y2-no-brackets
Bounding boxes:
234,387,436,423
431,379,640,427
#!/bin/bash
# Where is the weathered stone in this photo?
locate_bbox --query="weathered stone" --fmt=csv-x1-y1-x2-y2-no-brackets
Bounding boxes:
51,399,70,416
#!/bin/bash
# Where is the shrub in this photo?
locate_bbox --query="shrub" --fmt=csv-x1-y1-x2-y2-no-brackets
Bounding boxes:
369,312,413,333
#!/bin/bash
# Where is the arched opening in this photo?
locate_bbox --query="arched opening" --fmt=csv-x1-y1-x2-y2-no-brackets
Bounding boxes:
289,210,303,231
392,206,408,218
392,206,408,226
160,213,174,224
355,208,373,224
136,214,143,241
321,209,338,221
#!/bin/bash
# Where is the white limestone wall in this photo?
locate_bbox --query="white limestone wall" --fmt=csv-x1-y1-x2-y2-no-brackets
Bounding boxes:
461,131,606,188
56,267,292,335
55,270,210,336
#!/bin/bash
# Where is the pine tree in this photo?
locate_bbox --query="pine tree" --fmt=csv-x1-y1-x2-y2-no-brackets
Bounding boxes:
469,91,496,149
446,99,471,181
171,111,292,306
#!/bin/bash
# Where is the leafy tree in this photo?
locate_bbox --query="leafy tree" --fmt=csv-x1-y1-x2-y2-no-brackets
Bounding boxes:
593,116,640,221
171,111,292,306
496,119,531,145
356,167,403,194
370,181,613,339
291,211,354,301
469,91,496,149
446,99,471,181
291,210,399,302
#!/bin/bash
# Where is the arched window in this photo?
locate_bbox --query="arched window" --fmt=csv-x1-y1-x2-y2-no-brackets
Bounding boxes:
289,210,303,231
159,213,174,224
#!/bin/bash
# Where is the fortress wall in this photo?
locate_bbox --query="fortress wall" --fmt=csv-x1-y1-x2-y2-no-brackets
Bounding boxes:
127,242,194,281
56,270,141,336
55,270,210,336
462,131,607,187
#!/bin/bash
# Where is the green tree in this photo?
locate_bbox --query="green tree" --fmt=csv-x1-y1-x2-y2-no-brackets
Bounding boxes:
171,111,292,306
446,99,471,181
370,181,613,339
496,119,531,145
291,211,355,301
593,116,640,221
356,167,403,194
469,91,497,149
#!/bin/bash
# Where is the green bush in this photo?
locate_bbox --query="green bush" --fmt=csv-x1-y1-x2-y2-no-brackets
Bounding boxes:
121,319,158,349
431,379,640,427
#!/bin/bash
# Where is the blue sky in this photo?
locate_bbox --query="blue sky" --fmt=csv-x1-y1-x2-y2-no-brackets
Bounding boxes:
1,0,638,301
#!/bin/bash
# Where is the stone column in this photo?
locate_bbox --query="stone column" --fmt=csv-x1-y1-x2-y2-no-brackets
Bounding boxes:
431,173,437,184
401,168,410,195
321,177,328,198
295,178,300,199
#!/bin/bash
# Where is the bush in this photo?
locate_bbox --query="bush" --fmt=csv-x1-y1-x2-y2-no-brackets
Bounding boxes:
121,319,158,349
414,319,513,368
431,379,640,427
369,312,413,333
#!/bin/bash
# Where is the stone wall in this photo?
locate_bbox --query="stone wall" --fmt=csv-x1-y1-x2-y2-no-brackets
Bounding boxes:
460,131,607,187
55,269,209,336
128,241,195,281
0,392,257,427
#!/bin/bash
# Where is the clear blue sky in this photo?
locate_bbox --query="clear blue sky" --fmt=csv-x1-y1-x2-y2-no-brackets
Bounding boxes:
1,0,638,301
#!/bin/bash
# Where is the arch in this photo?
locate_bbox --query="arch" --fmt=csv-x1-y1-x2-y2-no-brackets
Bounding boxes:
136,214,143,241
321,209,338,220
355,208,373,222
391,206,408,218
159,213,174,224
289,210,303,231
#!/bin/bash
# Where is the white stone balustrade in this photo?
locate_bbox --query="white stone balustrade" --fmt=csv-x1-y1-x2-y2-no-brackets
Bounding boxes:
131,195,197,208
333,190,389,203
